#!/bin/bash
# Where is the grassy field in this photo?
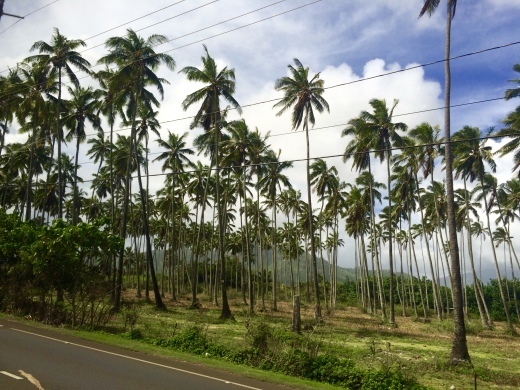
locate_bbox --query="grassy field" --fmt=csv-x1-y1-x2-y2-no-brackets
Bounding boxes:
5,290,519,390
113,289,520,389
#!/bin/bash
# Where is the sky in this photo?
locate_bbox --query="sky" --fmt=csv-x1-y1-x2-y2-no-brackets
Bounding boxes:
1,0,520,279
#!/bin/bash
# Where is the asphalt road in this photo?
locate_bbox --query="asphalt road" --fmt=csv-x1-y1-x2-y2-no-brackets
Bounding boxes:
0,318,290,390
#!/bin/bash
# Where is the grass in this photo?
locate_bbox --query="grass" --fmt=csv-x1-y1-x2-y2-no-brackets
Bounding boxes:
3,290,520,390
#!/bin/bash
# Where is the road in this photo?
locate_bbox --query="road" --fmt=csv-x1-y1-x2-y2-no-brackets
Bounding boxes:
0,318,290,390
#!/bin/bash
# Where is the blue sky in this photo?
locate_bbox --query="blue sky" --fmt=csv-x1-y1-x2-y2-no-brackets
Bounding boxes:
1,0,520,272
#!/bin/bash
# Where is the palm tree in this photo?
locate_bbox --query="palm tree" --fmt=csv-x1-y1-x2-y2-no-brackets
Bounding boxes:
27,28,91,218
87,130,110,196
258,148,293,311
453,126,514,331
99,29,175,311
15,61,57,221
273,58,329,322
454,186,492,328
155,131,195,303
342,118,387,318
310,158,339,311
394,135,442,320
63,85,102,224
221,120,267,312
505,64,520,101
495,106,520,175
0,69,22,158
180,45,241,320
346,98,406,324
391,142,429,319
419,0,470,363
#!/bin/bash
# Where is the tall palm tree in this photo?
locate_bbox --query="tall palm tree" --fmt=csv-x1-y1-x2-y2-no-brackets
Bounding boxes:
453,126,514,331
310,158,339,311
27,28,91,219
99,29,175,311
155,131,195,303
346,98,406,324
15,61,57,221
419,0,470,363
180,45,241,320
221,120,267,312
258,148,293,311
273,58,329,322
87,129,110,196
454,186,492,328
394,135,442,320
0,69,22,158
63,85,102,224
342,117,387,319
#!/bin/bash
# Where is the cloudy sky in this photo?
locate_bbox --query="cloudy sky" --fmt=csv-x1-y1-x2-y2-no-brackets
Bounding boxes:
1,0,520,276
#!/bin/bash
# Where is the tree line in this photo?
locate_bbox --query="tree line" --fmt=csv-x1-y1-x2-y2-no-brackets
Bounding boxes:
1,0,520,365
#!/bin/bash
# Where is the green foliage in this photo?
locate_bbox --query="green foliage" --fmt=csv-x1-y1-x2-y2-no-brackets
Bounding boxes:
169,325,209,354
0,211,122,327
245,318,274,353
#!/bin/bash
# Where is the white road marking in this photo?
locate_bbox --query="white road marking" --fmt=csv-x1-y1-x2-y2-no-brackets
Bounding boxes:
0,371,23,379
19,370,45,390
12,328,262,389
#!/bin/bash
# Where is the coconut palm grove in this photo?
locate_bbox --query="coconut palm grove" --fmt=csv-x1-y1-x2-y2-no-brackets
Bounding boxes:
1,1,520,388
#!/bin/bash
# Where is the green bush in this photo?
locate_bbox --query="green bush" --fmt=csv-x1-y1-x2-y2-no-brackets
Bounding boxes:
169,325,208,354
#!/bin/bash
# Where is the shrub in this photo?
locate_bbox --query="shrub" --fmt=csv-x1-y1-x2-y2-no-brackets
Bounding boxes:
169,325,208,354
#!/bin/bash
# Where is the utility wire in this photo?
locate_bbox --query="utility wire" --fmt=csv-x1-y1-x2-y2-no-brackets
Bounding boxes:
0,0,317,103
1,131,514,189
82,0,193,42
0,0,291,80
1,35,516,128
0,0,59,35
0,0,209,70
80,0,222,54
1,95,510,158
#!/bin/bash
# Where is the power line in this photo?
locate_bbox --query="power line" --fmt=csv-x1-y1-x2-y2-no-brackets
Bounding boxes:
82,0,193,42
0,0,208,70
3,35,516,130
1,131,514,189
79,0,222,55
0,0,59,35
2,95,510,157
0,0,305,101
0,0,292,81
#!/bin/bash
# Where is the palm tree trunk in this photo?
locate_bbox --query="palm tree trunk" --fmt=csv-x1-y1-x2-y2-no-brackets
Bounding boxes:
480,176,513,331
242,166,254,314
304,121,322,323
114,94,139,311
25,109,39,222
443,0,471,362
369,161,386,319
408,217,427,319
386,156,395,325
463,179,491,328
72,135,80,225
135,145,165,310
216,123,232,319
57,68,64,219
415,172,442,319
109,117,116,301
